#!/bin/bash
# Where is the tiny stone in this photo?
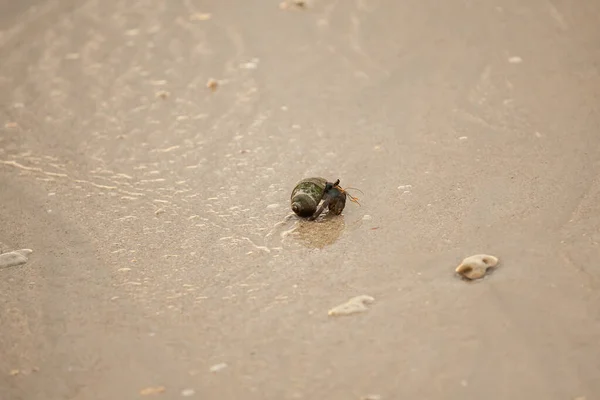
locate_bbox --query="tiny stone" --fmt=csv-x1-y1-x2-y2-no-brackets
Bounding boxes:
155,90,170,100
181,388,195,397
189,13,211,21
508,56,523,64
206,78,218,92
239,59,259,69
459,136,468,140
209,362,227,373
140,386,166,396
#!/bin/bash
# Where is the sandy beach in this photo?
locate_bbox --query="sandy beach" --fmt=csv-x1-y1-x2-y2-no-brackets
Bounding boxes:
1,1,600,399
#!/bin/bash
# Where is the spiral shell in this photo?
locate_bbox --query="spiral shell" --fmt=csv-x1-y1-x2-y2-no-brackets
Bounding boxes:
290,177,327,217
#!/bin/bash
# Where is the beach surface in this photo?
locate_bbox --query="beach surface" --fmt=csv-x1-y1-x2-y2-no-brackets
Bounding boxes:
1,1,600,399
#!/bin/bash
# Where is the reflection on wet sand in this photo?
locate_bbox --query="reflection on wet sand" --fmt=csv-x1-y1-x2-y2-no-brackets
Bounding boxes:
293,215,345,249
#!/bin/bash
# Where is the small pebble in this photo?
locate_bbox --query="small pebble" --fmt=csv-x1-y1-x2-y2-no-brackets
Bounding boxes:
209,362,227,373
328,295,374,316
459,136,468,140
206,79,218,92
508,56,523,64
189,13,211,21
155,91,170,100
361,395,382,400
239,58,259,69
140,386,166,395
455,254,499,280
181,389,195,397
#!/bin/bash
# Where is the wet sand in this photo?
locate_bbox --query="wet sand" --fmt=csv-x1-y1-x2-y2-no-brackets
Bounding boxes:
1,0,600,399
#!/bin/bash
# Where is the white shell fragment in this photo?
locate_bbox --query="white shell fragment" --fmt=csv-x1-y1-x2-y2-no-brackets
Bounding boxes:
328,295,375,316
455,254,499,280
0,249,33,269
209,362,227,373
361,395,382,400
181,389,196,397
508,56,523,64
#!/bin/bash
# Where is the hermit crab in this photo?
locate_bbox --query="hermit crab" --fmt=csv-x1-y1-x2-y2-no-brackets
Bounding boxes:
290,177,361,220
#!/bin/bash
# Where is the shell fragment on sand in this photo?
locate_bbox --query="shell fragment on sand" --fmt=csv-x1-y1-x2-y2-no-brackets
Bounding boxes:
209,362,227,373
206,78,218,91
455,254,499,280
0,249,33,269
328,295,375,316
361,395,382,400
139,386,166,395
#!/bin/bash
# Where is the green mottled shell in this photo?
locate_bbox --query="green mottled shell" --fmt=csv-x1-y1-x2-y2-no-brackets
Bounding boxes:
290,177,327,217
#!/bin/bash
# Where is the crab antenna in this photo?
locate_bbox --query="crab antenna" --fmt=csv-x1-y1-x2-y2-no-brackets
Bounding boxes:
344,186,365,195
